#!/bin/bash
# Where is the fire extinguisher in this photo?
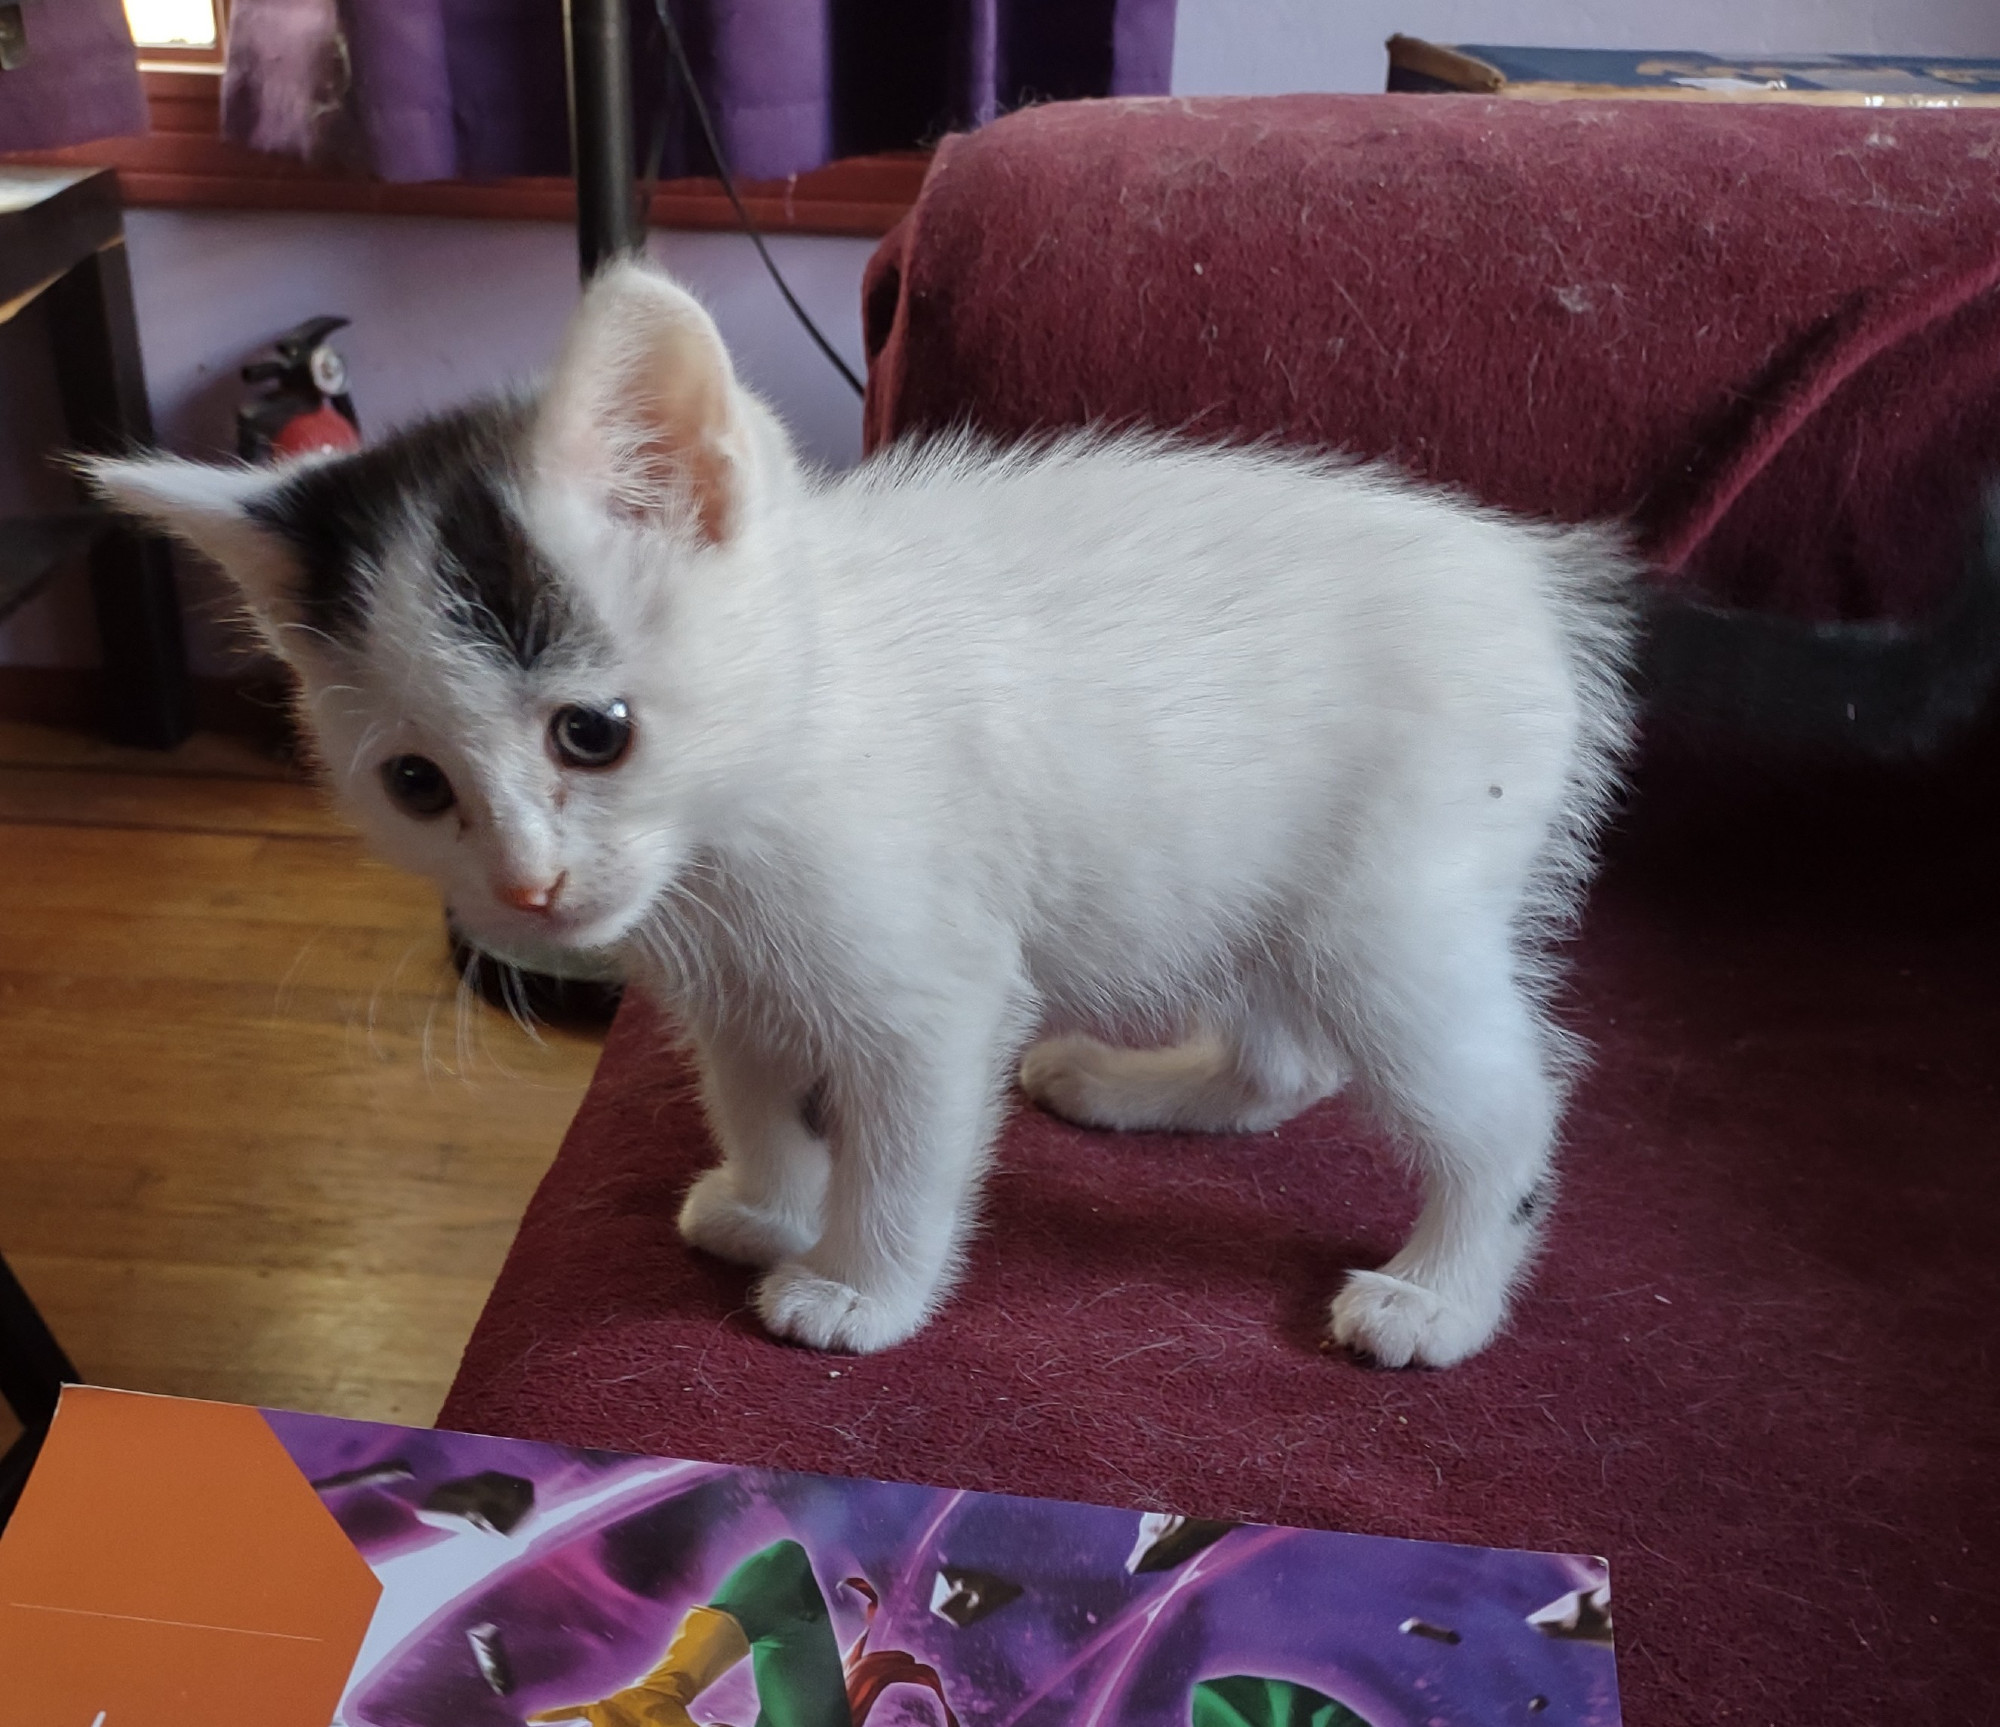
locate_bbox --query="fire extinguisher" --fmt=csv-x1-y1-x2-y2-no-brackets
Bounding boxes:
237,316,362,461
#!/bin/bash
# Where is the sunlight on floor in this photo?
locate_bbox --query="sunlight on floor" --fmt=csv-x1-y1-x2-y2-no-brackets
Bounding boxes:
0,719,605,1425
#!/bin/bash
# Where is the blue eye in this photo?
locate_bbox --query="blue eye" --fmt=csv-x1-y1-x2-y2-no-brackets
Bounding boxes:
382,754,456,817
550,699,633,769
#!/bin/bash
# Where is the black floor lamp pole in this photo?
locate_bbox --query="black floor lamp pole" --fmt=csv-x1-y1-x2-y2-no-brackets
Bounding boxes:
566,0,642,280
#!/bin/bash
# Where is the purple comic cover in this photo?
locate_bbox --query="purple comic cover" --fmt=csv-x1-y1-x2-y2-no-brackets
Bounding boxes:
263,1408,1620,1727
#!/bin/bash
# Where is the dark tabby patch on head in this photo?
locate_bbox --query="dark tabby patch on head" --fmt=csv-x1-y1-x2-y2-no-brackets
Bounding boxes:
246,397,563,664
432,465,569,668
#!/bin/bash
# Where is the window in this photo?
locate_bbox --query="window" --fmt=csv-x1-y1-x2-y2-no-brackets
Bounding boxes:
124,0,222,64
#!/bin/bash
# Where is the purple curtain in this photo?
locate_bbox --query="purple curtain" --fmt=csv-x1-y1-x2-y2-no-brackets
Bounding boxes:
220,0,1176,184
0,0,146,152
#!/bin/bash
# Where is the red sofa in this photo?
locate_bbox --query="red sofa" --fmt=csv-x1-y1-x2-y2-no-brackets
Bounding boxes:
445,96,2000,1723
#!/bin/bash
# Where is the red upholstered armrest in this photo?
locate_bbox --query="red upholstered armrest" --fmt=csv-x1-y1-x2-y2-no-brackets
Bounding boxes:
864,94,2000,623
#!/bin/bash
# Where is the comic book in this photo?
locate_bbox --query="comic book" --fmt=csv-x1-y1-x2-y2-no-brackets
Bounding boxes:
1385,37,2000,105
0,1386,1619,1725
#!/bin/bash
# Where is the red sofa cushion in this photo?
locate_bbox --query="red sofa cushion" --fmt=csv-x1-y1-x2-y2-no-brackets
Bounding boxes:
864,95,2000,622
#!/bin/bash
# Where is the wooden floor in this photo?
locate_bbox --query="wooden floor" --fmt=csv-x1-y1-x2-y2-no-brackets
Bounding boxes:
0,719,604,1428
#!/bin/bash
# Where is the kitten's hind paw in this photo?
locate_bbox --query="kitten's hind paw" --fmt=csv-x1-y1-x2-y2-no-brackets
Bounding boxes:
755,1262,932,1354
1018,1036,1126,1129
1328,1270,1499,1368
1020,1033,1340,1134
678,1168,819,1268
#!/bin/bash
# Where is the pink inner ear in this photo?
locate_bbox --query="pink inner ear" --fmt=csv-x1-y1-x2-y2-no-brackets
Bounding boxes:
624,424,737,545
684,442,737,545
549,288,746,546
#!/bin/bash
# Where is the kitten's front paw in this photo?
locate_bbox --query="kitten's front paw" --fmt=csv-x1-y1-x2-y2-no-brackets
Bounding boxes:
678,1168,818,1268
755,1262,933,1354
1328,1271,1500,1369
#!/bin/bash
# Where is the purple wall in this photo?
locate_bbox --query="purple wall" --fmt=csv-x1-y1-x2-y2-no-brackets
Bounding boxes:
1,216,874,674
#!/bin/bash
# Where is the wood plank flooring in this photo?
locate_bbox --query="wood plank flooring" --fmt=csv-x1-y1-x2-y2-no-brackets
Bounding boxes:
0,719,604,1426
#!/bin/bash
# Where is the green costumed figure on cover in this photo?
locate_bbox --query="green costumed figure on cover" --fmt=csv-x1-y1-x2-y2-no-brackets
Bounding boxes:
528,1539,1371,1727
1190,1675,1373,1727
527,1538,952,1727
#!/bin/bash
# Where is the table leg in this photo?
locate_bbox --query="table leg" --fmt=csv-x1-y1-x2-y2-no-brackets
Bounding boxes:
47,237,191,749
0,1252,77,1532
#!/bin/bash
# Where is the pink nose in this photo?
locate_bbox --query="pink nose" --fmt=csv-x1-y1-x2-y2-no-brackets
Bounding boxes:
496,873,565,914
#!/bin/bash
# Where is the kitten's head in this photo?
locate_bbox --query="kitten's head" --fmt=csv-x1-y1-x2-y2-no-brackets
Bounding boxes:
90,263,796,961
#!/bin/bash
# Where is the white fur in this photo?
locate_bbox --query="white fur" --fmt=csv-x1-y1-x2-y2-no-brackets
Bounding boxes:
92,264,1636,1367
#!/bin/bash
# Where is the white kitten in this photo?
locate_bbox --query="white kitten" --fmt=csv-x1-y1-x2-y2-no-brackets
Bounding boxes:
92,262,1636,1367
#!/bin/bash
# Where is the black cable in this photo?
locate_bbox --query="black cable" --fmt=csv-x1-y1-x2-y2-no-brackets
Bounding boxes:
634,0,682,244
649,0,866,398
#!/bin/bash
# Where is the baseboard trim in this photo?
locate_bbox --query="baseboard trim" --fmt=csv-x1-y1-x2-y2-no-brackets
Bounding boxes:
0,664,297,749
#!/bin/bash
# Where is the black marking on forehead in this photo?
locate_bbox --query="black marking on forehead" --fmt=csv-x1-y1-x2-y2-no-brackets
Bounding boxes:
432,466,571,669
243,397,541,649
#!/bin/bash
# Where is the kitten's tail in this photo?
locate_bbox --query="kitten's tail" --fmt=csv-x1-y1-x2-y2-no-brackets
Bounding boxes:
1636,486,2000,759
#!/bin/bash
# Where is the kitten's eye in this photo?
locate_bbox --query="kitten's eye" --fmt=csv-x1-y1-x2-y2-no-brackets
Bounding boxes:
550,700,633,769
381,754,456,817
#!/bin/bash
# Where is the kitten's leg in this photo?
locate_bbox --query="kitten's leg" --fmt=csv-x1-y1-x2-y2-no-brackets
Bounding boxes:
1327,929,1563,1369
678,1033,831,1268
756,997,1014,1354
1020,1023,1345,1134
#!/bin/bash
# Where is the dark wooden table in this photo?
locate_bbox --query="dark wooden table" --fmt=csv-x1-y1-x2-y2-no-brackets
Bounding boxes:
1,164,189,747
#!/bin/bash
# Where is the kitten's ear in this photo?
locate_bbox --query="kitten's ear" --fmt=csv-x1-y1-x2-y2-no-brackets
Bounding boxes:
532,262,757,545
83,455,301,648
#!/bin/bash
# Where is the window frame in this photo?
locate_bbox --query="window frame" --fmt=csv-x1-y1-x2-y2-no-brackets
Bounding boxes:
126,0,227,69
1,60,925,237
